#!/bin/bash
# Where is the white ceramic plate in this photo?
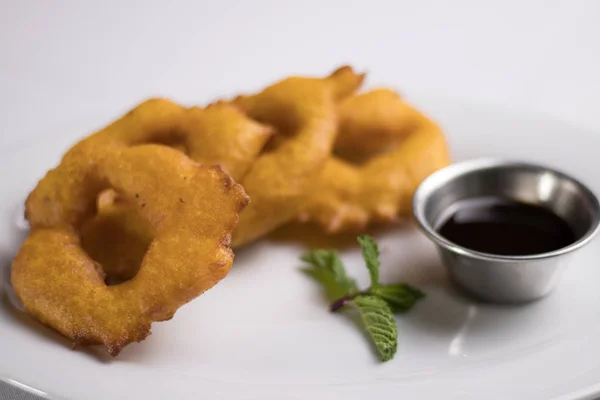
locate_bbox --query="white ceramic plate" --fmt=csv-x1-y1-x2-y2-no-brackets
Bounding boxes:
1,96,599,400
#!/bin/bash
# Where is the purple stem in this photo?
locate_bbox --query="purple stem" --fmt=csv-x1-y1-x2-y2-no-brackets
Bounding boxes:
329,291,368,312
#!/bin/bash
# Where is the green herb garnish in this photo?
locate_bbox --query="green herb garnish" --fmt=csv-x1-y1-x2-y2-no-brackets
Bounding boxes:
357,235,380,287
301,235,425,362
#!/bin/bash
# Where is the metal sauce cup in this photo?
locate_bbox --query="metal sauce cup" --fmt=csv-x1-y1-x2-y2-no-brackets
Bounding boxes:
413,159,600,303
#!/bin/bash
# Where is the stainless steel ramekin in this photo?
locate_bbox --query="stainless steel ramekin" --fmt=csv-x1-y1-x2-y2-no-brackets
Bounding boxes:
413,158,600,303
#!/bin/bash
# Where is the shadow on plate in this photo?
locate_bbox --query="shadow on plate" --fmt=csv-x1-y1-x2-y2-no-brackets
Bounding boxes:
267,221,401,250
0,204,117,363
2,252,175,364
1,270,172,364
2,252,114,363
0,292,114,364
402,266,558,355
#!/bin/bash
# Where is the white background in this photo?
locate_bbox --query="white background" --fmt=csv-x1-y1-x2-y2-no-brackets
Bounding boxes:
1,0,599,146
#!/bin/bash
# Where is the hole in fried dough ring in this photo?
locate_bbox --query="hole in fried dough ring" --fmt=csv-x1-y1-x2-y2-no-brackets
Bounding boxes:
299,89,452,233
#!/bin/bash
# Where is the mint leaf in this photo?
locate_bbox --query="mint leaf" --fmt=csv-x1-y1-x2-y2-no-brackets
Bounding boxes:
352,295,398,362
301,250,358,301
371,283,425,313
357,235,380,287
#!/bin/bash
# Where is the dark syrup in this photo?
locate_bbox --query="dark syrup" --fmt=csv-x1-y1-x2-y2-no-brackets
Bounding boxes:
437,197,576,256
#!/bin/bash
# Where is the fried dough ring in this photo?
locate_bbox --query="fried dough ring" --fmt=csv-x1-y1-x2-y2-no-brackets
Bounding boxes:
229,66,365,247
13,145,248,355
298,89,451,232
26,99,269,230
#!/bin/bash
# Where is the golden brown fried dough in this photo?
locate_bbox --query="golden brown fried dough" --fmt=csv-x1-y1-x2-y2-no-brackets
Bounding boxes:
25,99,269,229
13,146,248,355
298,90,451,232
229,66,364,247
334,89,416,162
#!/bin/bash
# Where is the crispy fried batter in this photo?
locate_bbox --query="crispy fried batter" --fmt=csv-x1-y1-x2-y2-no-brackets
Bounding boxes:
229,66,364,247
183,103,273,180
13,146,248,355
26,99,269,230
334,89,417,162
298,89,451,232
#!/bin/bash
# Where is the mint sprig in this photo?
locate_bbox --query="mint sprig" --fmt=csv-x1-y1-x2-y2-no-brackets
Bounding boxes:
301,235,425,362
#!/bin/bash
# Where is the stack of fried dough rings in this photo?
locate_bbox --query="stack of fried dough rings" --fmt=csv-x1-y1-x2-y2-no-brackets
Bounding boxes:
11,66,450,356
